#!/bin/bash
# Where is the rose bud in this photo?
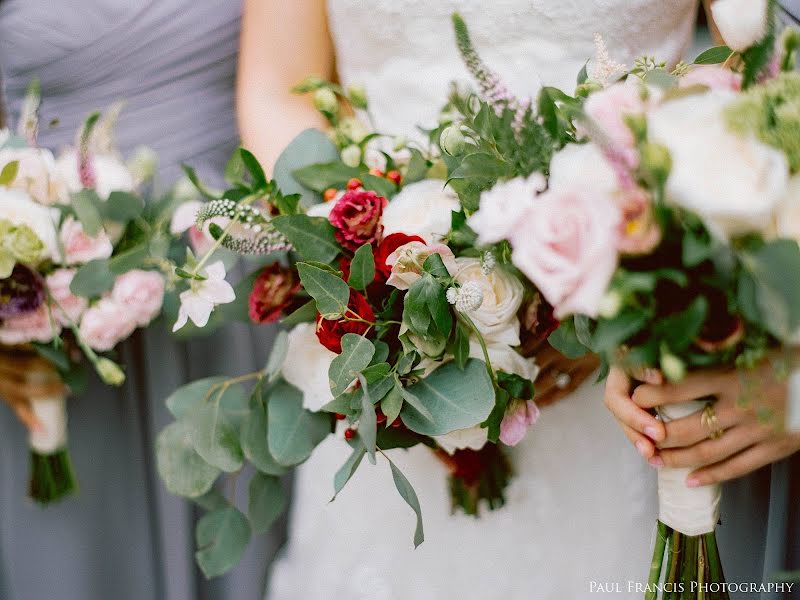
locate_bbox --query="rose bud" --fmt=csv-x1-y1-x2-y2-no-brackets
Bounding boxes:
328,189,387,250
248,263,302,324
315,289,375,353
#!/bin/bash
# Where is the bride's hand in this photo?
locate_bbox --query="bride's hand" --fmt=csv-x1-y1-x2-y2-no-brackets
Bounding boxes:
0,348,66,432
604,367,666,460
607,361,800,486
533,344,600,407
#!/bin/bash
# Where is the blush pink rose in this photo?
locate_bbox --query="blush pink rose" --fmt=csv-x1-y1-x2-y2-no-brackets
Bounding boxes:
110,270,165,326
46,268,88,325
0,305,60,346
78,299,137,351
499,399,540,446
583,82,649,168
59,217,113,265
509,187,621,318
680,65,742,91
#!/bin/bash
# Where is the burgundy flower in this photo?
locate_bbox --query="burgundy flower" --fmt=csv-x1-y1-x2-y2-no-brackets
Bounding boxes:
315,289,375,353
248,263,302,324
374,233,425,281
329,189,387,251
0,264,45,319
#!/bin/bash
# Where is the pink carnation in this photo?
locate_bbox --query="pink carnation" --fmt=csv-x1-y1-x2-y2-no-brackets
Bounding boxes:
78,299,137,352
680,65,742,92
46,268,88,325
110,270,165,326
499,399,540,446
0,305,60,346
59,217,113,265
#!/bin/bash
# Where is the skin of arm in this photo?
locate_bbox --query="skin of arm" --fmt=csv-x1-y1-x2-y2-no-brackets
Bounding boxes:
237,0,335,173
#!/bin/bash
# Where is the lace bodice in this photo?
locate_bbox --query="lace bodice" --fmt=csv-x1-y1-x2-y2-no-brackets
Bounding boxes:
327,0,699,135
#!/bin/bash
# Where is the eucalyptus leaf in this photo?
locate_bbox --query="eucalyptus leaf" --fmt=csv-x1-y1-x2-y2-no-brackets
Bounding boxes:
292,161,362,193
328,334,375,396
264,330,289,381
592,308,649,354
166,376,229,419
358,374,377,465
247,473,287,534
69,259,115,298
348,243,376,290
239,148,267,189
240,399,287,476
104,191,144,223
380,384,404,426
189,401,245,473
387,457,424,548
156,421,221,498
268,381,331,466
272,215,340,263
297,263,350,319
273,129,340,208
281,299,317,326
331,443,366,499
71,189,103,236
195,506,251,578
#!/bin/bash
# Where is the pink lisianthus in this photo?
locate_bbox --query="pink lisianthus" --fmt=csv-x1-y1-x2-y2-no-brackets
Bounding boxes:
46,268,87,325
328,189,387,250
583,81,649,168
78,298,137,352
59,217,113,265
0,305,60,346
616,188,662,255
110,270,165,326
385,241,457,290
510,187,621,319
680,65,742,92
499,399,540,446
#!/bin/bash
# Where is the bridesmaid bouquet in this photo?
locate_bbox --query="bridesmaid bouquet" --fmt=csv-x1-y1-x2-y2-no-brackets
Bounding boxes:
156,15,586,577
500,2,799,598
0,84,170,503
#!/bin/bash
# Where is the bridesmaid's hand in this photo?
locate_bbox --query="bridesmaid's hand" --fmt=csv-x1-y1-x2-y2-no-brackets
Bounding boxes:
604,367,666,460
0,348,65,432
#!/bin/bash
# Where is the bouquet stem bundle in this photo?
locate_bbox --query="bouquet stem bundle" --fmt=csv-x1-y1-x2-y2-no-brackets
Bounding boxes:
26,395,78,504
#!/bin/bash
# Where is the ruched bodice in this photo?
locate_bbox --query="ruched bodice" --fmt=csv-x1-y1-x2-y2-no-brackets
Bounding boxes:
0,0,240,186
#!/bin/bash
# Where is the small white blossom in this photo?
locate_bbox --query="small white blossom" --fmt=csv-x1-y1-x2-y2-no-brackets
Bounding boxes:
446,281,484,313
591,34,626,85
480,251,496,276
173,261,235,331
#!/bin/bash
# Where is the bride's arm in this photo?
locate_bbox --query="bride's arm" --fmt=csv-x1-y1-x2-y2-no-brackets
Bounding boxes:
701,0,724,45
237,0,335,171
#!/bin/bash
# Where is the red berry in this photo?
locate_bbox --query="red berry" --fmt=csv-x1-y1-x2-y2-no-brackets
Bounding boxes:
335,413,347,421
346,178,362,191
368,168,384,177
344,427,357,440
323,188,338,202
375,408,387,424
386,170,402,185
391,418,402,428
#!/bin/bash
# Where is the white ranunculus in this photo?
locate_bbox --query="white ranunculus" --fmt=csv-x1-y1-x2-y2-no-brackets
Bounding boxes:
0,147,68,205
711,0,769,52
434,426,489,455
453,257,524,346
468,173,546,245
649,91,789,241
281,322,337,412
0,187,59,259
56,149,135,200
381,179,460,243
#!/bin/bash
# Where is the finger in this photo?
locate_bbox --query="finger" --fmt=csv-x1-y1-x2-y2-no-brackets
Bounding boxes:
620,422,658,459
686,438,799,487
658,425,770,469
627,366,664,385
632,370,731,409
604,372,665,442
659,400,743,449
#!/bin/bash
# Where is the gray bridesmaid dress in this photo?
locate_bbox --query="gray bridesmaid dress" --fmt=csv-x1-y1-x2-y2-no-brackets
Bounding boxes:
0,2,281,599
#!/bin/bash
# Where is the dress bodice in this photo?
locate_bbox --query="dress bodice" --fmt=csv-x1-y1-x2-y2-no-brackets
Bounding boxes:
0,0,240,186
327,0,699,135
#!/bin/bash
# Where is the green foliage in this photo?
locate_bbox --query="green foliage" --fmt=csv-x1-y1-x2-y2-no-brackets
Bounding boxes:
548,318,591,358
273,129,340,208
71,189,103,236
240,398,287,476
402,273,453,357
348,243,376,289
297,262,350,319
69,259,115,298
292,161,363,192
247,473,286,534
693,45,733,65
195,506,251,578
358,374,377,464
387,456,424,548
267,381,331,466
592,308,650,354
189,400,245,473
271,214,340,263
332,443,366,500
0,160,18,185
328,334,375,396
741,1,777,88
156,421,221,498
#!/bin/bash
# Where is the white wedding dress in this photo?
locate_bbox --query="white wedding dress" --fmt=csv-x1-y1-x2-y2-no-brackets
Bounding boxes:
268,2,699,599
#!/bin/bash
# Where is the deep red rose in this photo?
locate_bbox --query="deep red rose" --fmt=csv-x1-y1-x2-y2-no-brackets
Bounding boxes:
374,233,425,280
315,289,375,353
248,263,302,324
329,189,387,250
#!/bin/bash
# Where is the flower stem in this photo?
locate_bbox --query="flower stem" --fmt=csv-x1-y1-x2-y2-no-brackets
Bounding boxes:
458,313,498,389
646,521,669,600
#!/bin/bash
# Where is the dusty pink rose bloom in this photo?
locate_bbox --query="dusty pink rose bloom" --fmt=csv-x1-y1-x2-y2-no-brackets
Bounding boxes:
510,187,621,318
78,299,137,352
0,305,60,346
46,268,88,325
385,241,457,290
499,399,540,446
110,270,165,326
680,65,742,91
59,217,113,265
583,82,649,168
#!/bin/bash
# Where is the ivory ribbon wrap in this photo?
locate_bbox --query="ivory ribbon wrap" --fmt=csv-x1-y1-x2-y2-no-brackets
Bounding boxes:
656,400,721,536
28,395,68,454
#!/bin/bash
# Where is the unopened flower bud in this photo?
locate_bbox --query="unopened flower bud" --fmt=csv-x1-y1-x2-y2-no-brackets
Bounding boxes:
313,88,338,114
598,290,623,319
623,113,648,144
96,357,126,386
440,125,466,156
340,145,362,168
339,117,370,144
576,81,604,98
640,142,672,189
347,84,368,109
660,352,686,383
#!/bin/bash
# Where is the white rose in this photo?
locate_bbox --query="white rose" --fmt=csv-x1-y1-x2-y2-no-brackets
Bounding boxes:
711,0,769,52
382,180,459,243
434,426,489,455
281,322,337,412
649,91,789,241
468,173,546,245
0,147,68,205
453,257,524,346
0,187,59,259
469,340,539,381
56,149,134,199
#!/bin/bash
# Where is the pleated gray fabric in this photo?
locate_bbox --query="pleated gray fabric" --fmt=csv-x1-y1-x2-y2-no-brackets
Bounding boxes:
0,2,282,599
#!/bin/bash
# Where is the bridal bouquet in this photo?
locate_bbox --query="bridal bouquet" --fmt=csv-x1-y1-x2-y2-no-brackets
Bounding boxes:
155,15,585,577
497,2,799,597
0,84,169,503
